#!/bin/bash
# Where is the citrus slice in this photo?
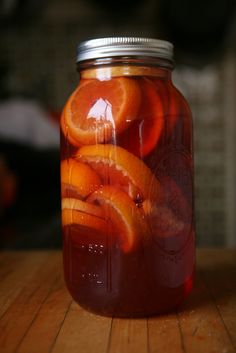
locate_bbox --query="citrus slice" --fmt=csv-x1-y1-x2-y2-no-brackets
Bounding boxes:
62,197,104,218
62,197,106,233
143,200,185,238
88,186,149,253
167,86,181,142
143,177,192,244
61,158,101,199
62,78,141,147
75,144,161,201
61,110,80,148
117,78,164,157
166,86,192,150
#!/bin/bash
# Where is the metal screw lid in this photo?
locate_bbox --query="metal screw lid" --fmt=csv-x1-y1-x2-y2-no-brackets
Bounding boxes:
77,37,174,63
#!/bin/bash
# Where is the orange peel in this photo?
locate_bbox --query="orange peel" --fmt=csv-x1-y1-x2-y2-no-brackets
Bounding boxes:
75,144,161,201
61,197,106,233
61,78,141,147
88,186,149,252
117,78,164,157
61,158,101,199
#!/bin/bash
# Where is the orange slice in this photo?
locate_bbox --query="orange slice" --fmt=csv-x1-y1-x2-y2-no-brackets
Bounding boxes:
61,158,101,199
62,78,141,147
75,144,161,201
117,78,164,157
166,86,192,150
62,197,104,218
88,186,149,252
61,110,80,148
143,177,191,239
62,197,106,233
143,200,185,238
167,86,181,141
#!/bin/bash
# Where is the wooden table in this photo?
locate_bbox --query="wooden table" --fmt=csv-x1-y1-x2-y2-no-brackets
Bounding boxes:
0,249,235,353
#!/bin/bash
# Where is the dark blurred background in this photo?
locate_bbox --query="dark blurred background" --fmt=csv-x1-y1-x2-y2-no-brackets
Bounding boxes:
0,0,236,249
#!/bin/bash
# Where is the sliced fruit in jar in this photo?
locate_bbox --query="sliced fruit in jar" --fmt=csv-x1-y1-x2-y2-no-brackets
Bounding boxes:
154,147,193,206
166,86,192,149
76,144,162,201
61,110,80,148
167,86,182,145
117,78,164,157
61,159,101,199
143,200,185,238
88,186,149,253
62,197,106,233
61,78,141,147
143,177,192,240
62,198,104,218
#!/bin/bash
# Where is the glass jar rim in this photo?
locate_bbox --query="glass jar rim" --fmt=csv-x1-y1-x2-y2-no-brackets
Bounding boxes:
77,37,174,63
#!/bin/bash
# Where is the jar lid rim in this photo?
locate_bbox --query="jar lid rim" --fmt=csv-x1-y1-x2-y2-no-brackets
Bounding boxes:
77,37,174,63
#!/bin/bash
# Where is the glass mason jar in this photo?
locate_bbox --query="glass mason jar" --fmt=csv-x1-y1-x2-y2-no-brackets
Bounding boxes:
60,37,195,317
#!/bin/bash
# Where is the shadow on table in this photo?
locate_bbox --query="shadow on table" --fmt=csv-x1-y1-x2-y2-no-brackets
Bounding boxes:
178,261,236,312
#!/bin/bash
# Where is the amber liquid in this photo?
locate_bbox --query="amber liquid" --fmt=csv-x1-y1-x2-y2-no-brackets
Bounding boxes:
61,74,195,317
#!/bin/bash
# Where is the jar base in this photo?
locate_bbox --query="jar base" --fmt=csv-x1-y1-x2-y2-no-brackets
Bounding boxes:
66,275,194,318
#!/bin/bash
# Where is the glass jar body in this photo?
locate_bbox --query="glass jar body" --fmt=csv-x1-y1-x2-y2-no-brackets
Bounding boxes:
60,58,195,317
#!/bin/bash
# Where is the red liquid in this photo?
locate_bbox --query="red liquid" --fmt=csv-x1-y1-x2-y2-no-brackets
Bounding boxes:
61,73,195,317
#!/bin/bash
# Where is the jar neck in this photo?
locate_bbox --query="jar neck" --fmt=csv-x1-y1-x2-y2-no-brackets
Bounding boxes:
77,56,173,81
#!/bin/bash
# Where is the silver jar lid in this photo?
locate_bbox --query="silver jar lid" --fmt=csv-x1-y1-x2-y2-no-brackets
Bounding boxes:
77,37,174,63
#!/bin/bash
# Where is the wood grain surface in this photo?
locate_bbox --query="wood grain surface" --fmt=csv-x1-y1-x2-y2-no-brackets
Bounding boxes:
0,249,235,353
